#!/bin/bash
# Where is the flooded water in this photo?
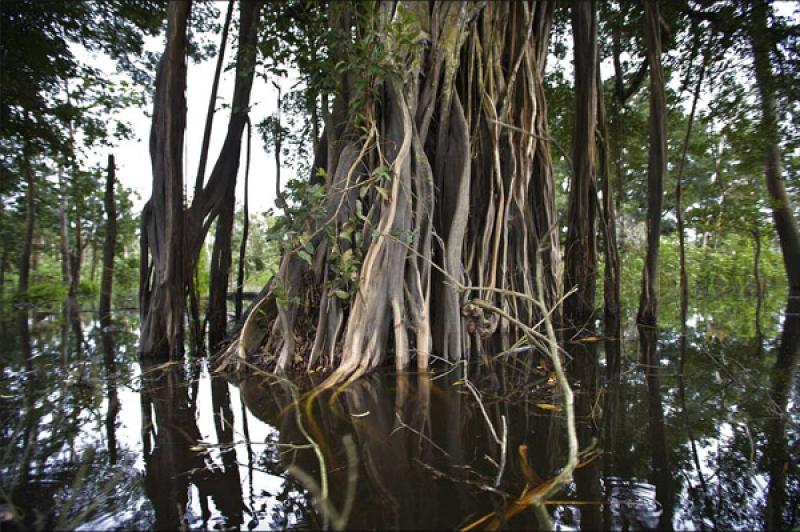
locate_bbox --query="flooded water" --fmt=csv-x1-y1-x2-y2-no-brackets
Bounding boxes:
1,302,798,530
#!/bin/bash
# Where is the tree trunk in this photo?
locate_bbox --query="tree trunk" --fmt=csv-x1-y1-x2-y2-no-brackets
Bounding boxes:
18,159,35,295
564,0,598,337
58,166,71,289
194,0,234,199
140,1,191,359
235,119,252,321
597,48,621,382
99,155,116,328
206,0,264,352
225,1,562,386
637,0,667,328
750,0,800,291
675,51,705,364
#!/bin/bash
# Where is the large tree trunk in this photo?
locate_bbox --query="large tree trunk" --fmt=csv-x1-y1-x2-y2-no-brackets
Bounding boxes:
637,0,667,328
564,0,598,339
99,155,116,327
750,0,800,290
206,0,264,352
140,1,191,359
225,1,562,386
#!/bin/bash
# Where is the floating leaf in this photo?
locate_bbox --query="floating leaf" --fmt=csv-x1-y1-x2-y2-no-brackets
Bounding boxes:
535,403,562,412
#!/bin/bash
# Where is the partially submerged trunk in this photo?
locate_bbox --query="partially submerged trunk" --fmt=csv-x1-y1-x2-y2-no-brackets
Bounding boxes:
226,1,562,386
99,155,116,327
564,0,598,341
141,0,263,359
18,158,34,295
597,49,621,382
637,0,667,328
206,0,263,352
139,1,191,358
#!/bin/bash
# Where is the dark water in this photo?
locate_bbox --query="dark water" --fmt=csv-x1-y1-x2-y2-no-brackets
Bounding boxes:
1,302,798,530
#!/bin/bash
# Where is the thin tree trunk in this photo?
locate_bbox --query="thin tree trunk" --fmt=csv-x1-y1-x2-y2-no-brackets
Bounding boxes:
637,0,667,328
750,0,800,291
675,52,706,364
753,228,764,352
235,119,252,322
19,159,35,295
206,0,264,352
100,155,117,327
597,47,621,383
58,166,71,288
194,0,234,199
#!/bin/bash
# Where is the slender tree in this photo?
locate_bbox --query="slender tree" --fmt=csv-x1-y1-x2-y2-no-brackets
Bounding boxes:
749,0,800,291
99,155,116,327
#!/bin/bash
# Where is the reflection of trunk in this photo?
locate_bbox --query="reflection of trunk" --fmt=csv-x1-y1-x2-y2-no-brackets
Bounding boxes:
639,328,673,530
19,159,35,294
101,329,119,465
637,0,667,328
235,119,252,321
750,0,800,291
564,0,598,338
596,47,621,382
141,364,203,530
208,377,245,528
99,155,116,327
764,289,800,529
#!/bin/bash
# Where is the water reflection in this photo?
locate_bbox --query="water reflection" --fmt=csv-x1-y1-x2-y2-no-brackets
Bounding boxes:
0,308,798,530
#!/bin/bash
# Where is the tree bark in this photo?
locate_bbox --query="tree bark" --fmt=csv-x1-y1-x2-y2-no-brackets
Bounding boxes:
225,1,562,385
194,0,234,199
235,119,252,321
749,0,800,291
99,155,116,328
597,48,621,382
206,0,264,352
637,0,667,329
564,0,598,335
18,159,34,295
140,0,191,359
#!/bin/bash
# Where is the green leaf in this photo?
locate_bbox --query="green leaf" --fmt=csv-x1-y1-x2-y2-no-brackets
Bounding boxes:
334,289,350,300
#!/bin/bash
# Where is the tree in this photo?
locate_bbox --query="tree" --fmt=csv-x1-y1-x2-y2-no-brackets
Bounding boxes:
749,0,800,291
226,1,563,386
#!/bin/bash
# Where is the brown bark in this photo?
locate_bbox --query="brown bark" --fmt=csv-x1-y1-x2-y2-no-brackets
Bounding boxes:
18,159,34,295
206,0,264,352
564,0,598,334
750,0,800,291
99,154,116,327
637,0,667,328
139,1,191,358
226,2,562,385
235,118,251,321
597,49,621,382
194,0,234,199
